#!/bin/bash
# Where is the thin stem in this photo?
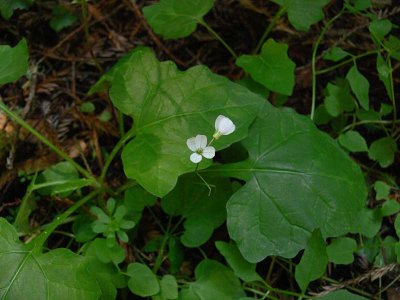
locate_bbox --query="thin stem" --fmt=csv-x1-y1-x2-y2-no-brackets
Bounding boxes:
310,8,345,120
199,20,238,59
340,119,400,134
387,56,397,126
254,5,287,54
0,99,94,181
32,189,102,253
100,127,136,183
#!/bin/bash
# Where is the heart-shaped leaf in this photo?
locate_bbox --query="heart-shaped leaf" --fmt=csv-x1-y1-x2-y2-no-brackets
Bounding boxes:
209,102,368,262
143,0,214,39
98,47,263,197
0,218,101,299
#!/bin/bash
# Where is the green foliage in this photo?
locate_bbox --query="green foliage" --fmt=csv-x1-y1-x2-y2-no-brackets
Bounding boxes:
127,263,160,297
221,103,367,262
272,0,330,31
0,39,29,85
326,237,357,264
338,130,368,152
324,81,355,117
50,6,77,32
374,181,391,200
143,0,214,39
368,136,397,168
236,39,295,95
346,65,370,110
0,218,101,299
159,275,178,299
0,0,32,20
323,46,351,62
320,289,368,299
96,47,263,197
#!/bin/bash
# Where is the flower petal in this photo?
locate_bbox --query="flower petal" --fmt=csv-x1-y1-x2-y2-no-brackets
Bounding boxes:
190,153,203,163
195,134,207,149
215,115,225,130
202,146,215,159
215,115,235,135
186,136,198,151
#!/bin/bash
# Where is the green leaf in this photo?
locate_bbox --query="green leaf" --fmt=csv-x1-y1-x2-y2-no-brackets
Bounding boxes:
215,241,261,282
374,236,397,266
168,237,184,273
160,275,178,299
143,0,214,39
323,47,351,62
99,47,263,197
179,259,245,300
379,200,400,217
72,215,97,243
324,81,355,117
319,289,368,299
272,0,330,31
374,181,391,200
0,39,29,85
0,218,101,299
216,103,367,262
80,102,96,113
369,19,392,44
236,39,296,95
127,263,160,297
376,53,393,98
0,0,32,20
395,214,400,238
368,136,397,168
346,65,369,110
162,174,232,247
385,35,400,61
326,237,357,264
338,130,368,152
123,185,157,224
295,230,328,292
50,6,77,32
90,238,125,264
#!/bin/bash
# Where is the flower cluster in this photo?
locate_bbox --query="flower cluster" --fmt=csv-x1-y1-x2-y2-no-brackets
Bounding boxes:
186,115,236,164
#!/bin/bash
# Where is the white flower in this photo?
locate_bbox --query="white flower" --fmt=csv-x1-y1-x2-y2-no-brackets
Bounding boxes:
213,115,235,139
187,135,215,163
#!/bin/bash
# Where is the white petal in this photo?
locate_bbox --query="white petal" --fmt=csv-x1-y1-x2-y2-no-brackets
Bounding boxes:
202,146,215,159
215,115,235,135
190,153,203,163
186,137,198,151
195,134,207,149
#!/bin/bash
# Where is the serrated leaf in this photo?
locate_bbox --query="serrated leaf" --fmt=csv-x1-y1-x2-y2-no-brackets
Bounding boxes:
374,181,391,200
323,47,351,62
338,130,368,152
0,39,29,85
127,263,160,297
272,0,330,31
209,103,367,262
50,6,77,32
326,237,357,264
0,218,101,299
236,39,295,95
215,241,261,282
319,289,368,299
162,174,232,247
368,136,397,168
0,0,32,20
143,0,214,39
346,65,369,110
179,259,245,300
295,230,327,292
97,47,263,197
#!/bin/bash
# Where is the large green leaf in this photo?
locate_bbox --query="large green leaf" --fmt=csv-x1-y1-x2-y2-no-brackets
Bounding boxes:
99,47,263,197
179,259,245,300
0,39,29,85
162,174,232,247
212,102,367,262
236,39,296,96
143,0,214,39
272,0,330,32
0,218,101,299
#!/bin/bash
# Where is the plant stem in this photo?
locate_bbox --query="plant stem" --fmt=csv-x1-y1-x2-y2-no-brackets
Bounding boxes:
387,56,397,127
100,127,136,184
0,98,94,181
310,8,345,120
199,20,238,59
254,5,287,54
32,189,102,253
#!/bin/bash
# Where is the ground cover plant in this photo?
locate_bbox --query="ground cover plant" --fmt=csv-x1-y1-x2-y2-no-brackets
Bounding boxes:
0,0,399,299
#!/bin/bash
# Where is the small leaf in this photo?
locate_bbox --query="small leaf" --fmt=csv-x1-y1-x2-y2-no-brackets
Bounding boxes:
160,275,178,299
236,39,296,95
346,65,369,110
80,102,95,113
338,130,368,152
272,0,330,32
91,238,125,264
395,214,400,238
379,103,393,116
123,185,157,224
127,263,160,297
323,47,351,62
143,0,214,39
369,19,392,43
215,241,261,282
0,39,29,85
295,230,328,292
0,0,32,20
324,82,355,117
319,289,368,299
368,136,397,168
50,6,77,32
379,200,400,217
179,259,245,300
376,53,393,98
326,237,357,264
374,181,391,200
